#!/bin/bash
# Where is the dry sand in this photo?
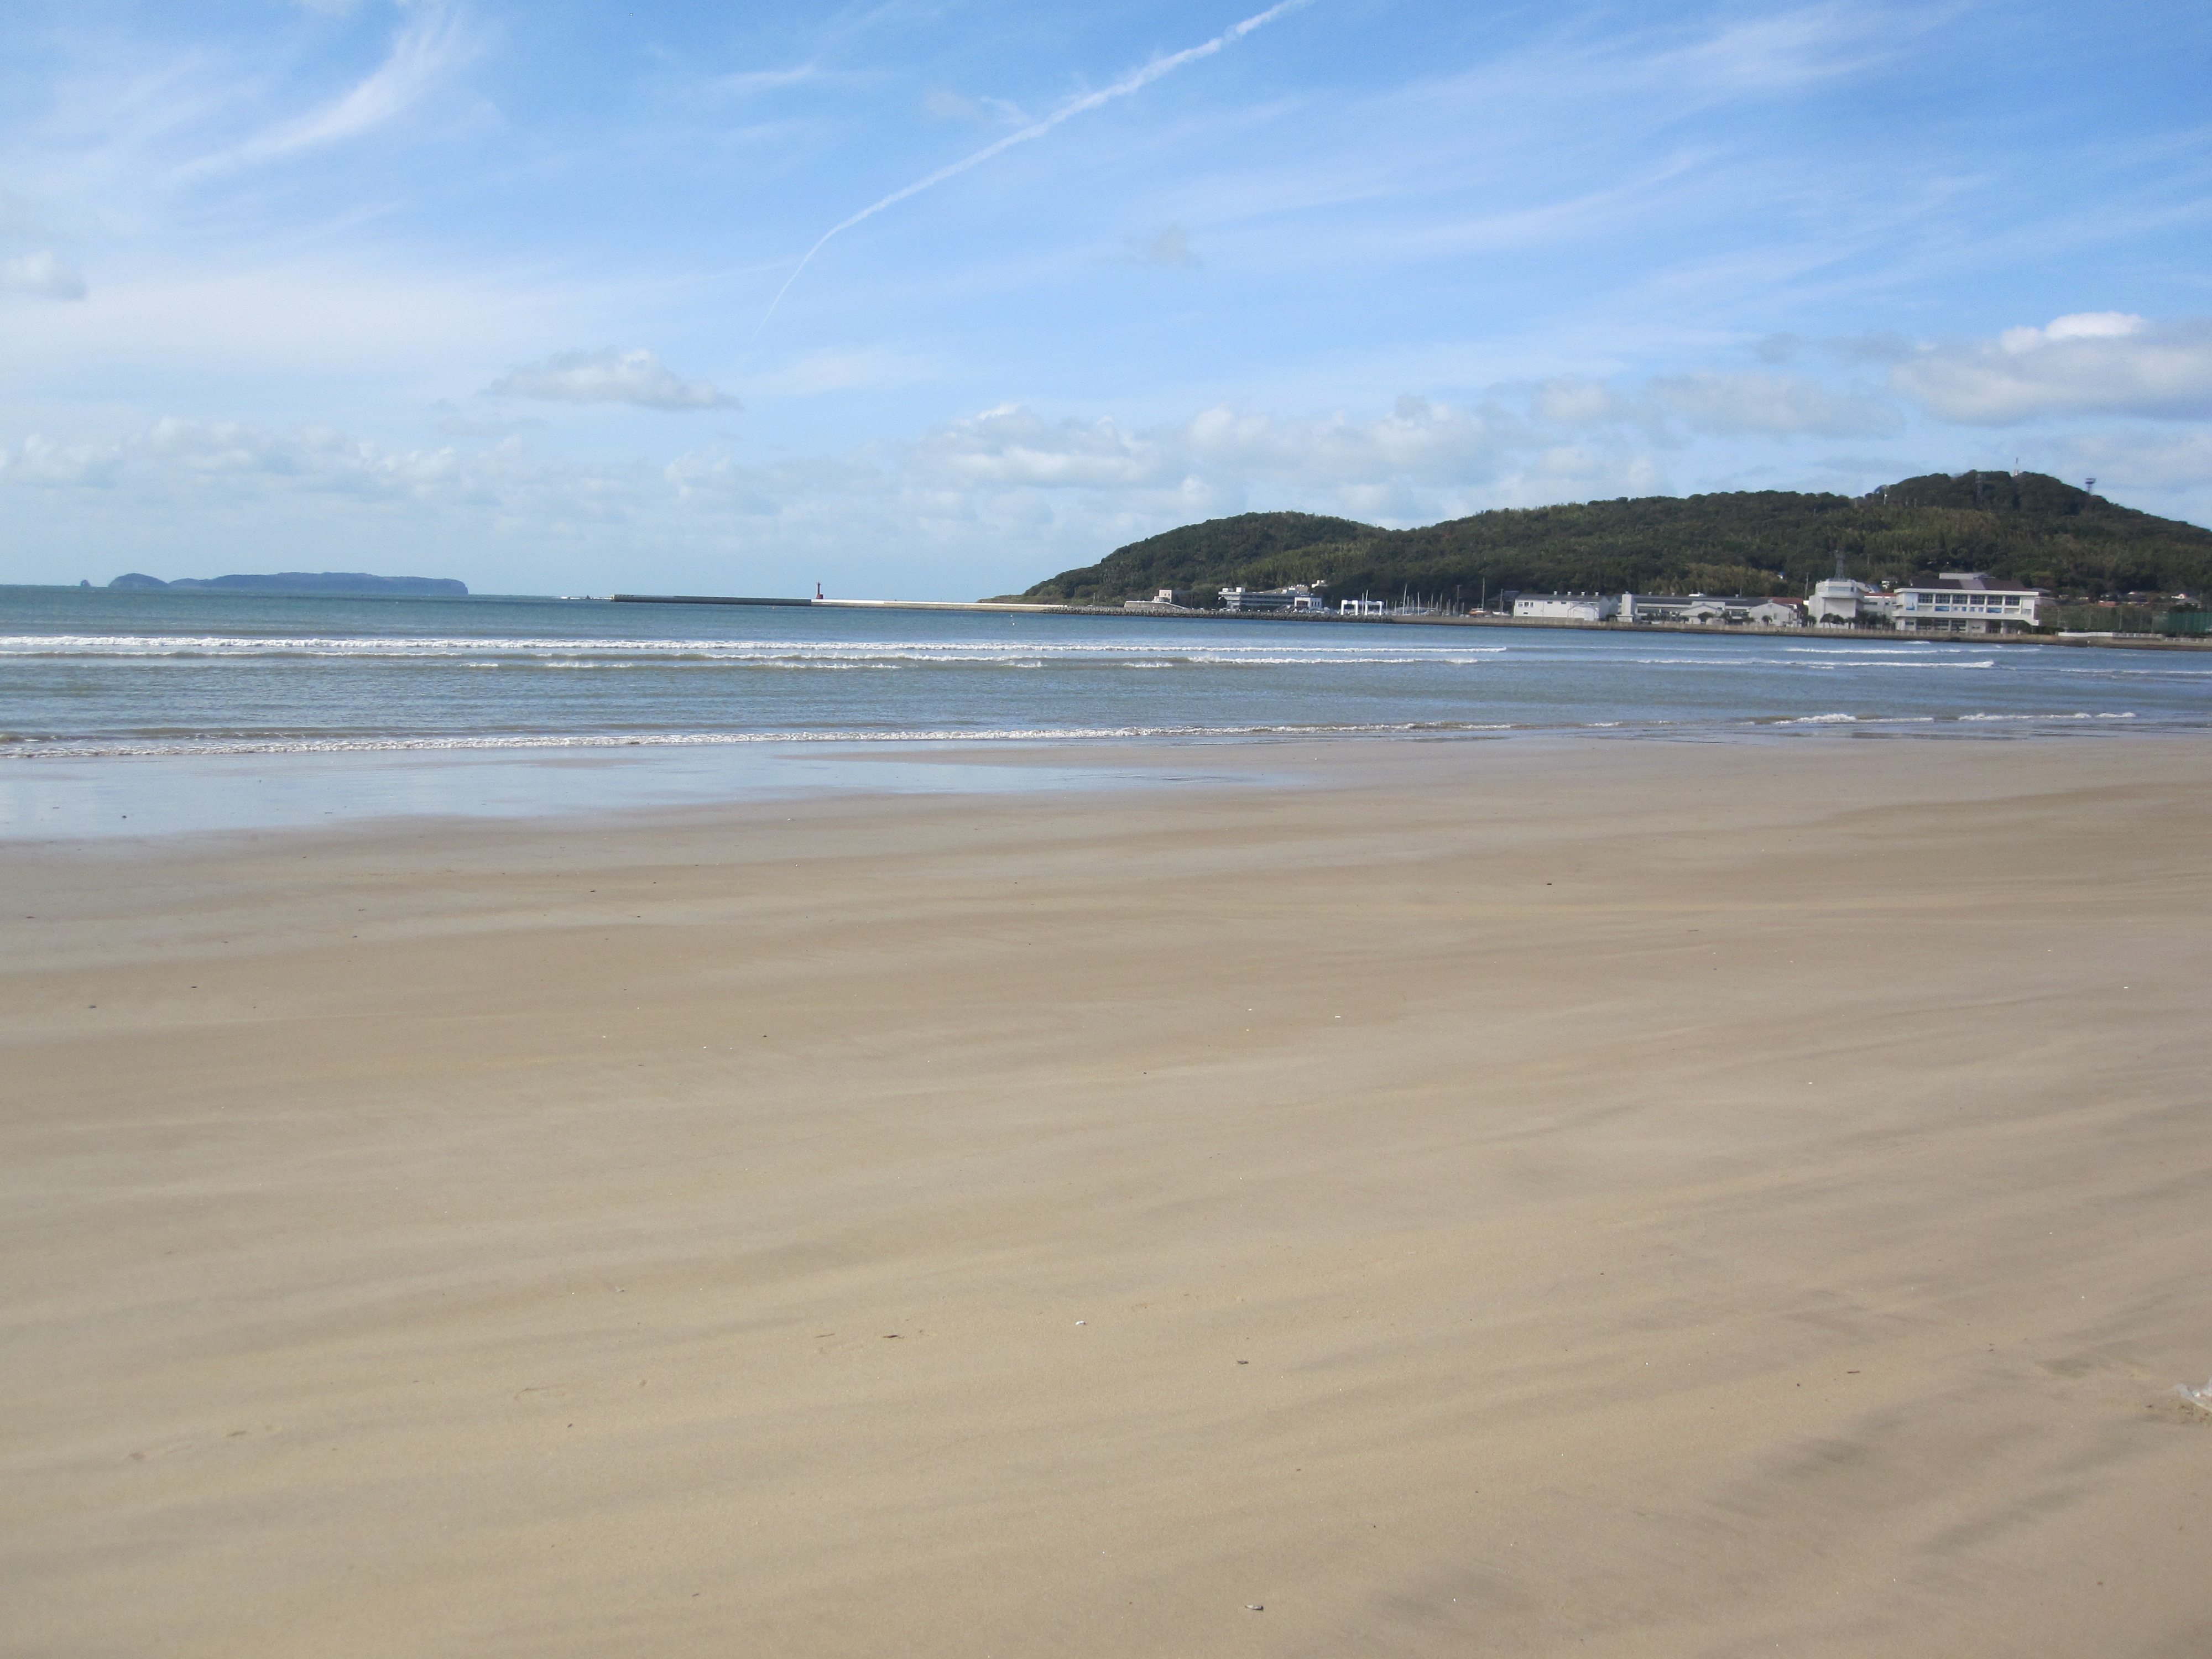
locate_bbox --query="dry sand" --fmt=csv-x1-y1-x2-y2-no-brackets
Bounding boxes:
3,734,2209,1657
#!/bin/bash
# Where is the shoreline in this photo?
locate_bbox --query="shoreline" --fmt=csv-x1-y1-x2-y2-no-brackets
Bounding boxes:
15,582,2208,650
609,591,2212,650
2,719,2192,846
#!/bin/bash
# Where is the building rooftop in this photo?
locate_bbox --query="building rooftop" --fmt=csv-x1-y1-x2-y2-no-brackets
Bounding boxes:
1906,572,2045,593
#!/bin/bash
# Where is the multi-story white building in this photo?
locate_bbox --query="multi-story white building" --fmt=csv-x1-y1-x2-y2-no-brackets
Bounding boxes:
1806,572,1900,627
1512,592,1619,622
1891,572,2045,634
1218,583,1327,612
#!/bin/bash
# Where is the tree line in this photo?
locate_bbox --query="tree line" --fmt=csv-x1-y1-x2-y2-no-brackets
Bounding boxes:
1011,473,2212,608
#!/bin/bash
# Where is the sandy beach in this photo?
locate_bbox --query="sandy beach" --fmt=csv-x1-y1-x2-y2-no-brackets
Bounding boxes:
4,733,2208,1657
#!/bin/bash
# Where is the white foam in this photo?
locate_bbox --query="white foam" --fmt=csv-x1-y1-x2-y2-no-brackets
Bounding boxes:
0,719,1535,761
1957,711,2135,721
0,633,1515,668
1631,656,1993,670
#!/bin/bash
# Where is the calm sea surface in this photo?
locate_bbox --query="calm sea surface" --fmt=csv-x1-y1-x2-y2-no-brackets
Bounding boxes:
2,586,2205,836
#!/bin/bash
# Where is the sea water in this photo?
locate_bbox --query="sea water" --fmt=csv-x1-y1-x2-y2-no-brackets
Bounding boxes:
2,586,2205,836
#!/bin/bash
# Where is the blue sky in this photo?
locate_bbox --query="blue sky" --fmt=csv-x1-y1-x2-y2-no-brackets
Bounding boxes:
3,0,2209,597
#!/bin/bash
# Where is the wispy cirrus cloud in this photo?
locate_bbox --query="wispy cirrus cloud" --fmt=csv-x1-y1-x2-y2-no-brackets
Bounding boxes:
180,2,480,176
1654,2,1923,95
750,0,1318,338
708,64,825,98
488,348,738,411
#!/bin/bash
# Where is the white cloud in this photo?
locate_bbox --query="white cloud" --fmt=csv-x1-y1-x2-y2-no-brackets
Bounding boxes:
4,432,122,487
0,415,749,589
487,348,738,411
1511,371,1896,440
2000,310,2146,349
1530,377,1639,428
888,393,1667,526
910,405,1172,490
2058,428,2212,493
0,251,88,300
0,418,655,528
1891,314,2212,424
1647,371,1901,436
2,389,1658,592
728,390,1674,551
1177,396,1535,486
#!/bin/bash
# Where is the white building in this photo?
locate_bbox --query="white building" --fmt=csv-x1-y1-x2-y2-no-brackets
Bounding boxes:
1123,587,1203,612
1219,583,1327,612
1620,594,1805,627
1805,568,1900,627
1892,572,2045,634
1741,599,1806,627
1512,592,1619,622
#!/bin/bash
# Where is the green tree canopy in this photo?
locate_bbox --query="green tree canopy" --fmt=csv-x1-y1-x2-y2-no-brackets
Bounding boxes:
1013,474,2212,607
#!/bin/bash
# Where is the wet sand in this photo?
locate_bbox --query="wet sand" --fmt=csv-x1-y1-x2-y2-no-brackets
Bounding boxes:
4,734,2209,1657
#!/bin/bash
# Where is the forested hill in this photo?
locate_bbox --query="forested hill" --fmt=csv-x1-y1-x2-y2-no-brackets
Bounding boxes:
1011,474,2212,606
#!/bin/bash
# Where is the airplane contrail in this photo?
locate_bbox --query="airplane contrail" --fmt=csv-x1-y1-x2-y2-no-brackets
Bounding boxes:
749,0,1316,342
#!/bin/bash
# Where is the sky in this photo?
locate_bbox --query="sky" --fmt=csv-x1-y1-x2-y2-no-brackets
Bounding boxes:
2,0,2209,598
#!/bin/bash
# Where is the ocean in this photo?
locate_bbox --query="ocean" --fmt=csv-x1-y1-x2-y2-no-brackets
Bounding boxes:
3,585,2205,836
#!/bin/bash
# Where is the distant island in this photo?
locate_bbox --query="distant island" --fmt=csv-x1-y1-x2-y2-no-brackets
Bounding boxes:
108,572,468,596
1007,472,2212,608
